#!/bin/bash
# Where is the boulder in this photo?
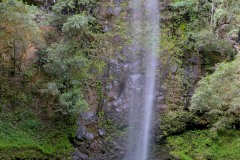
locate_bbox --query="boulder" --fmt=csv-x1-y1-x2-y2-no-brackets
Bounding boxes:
72,151,88,160
76,125,87,140
84,132,94,140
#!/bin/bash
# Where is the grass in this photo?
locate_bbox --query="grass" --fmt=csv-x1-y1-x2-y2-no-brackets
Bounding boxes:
167,129,240,160
0,109,76,159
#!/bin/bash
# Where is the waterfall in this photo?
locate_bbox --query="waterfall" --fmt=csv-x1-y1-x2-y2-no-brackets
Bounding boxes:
125,0,160,160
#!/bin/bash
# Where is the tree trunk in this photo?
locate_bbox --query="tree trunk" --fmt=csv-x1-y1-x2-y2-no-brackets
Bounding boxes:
210,1,215,31
12,38,16,77
172,11,175,38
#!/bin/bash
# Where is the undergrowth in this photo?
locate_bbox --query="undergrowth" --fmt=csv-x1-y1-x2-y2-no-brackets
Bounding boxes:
0,108,76,159
168,129,240,160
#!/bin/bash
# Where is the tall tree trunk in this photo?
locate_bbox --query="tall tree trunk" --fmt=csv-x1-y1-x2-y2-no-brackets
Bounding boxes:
210,1,215,31
172,11,175,38
12,37,16,77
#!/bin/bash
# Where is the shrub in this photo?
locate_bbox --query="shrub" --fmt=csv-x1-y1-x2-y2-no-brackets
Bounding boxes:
190,56,240,130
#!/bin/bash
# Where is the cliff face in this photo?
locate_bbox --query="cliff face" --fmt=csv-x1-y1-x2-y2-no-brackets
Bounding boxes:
0,0,239,159
72,0,207,159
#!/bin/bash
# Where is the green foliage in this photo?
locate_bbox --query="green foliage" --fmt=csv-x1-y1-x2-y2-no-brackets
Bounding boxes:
0,0,103,158
59,88,88,115
0,76,33,112
52,0,76,13
41,41,93,115
160,0,240,135
43,42,89,80
171,0,195,8
161,111,196,135
62,14,95,34
39,0,105,117
168,0,238,63
162,56,240,134
0,108,76,159
193,29,236,58
189,56,240,130
52,0,97,26
168,129,240,160
0,0,43,50
160,28,184,64
52,0,96,14
37,49,48,69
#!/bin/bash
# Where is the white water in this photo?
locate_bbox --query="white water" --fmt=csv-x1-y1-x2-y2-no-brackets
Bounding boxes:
125,0,160,160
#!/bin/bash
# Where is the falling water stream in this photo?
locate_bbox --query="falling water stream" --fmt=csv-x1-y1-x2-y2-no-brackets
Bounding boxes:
125,0,160,160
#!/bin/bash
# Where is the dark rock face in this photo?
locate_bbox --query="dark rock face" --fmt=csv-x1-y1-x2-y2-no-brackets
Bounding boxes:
73,111,128,160
23,0,56,9
73,0,206,160
73,55,175,157
189,55,203,65
22,0,43,5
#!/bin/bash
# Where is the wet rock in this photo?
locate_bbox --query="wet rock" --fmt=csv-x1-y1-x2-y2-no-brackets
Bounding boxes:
130,74,141,83
76,125,87,140
122,104,128,109
109,59,118,65
98,129,105,136
112,35,122,43
189,55,203,65
72,151,88,160
190,65,202,79
159,86,167,95
81,112,95,120
75,123,95,142
120,46,129,55
157,95,165,101
116,108,122,112
90,140,101,150
106,84,113,90
122,64,129,71
107,6,114,16
84,132,94,140
114,7,122,17
106,80,121,102
171,64,178,73
77,146,90,156
98,6,107,18
113,101,118,107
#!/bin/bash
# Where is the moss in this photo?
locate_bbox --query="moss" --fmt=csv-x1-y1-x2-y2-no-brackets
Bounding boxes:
0,110,76,159
168,129,240,160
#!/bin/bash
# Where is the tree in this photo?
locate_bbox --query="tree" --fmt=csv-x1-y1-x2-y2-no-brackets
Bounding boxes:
169,0,239,65
0,0,44,112
0,0,43,76
34,0,106,117
59,87,88,115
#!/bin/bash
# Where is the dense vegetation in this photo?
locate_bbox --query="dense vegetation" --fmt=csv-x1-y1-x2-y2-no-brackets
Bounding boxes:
0,0,102,158
160,0,240,159
161,0,240,132
163,55,240,160
168,130,240,160
0,0,240,159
